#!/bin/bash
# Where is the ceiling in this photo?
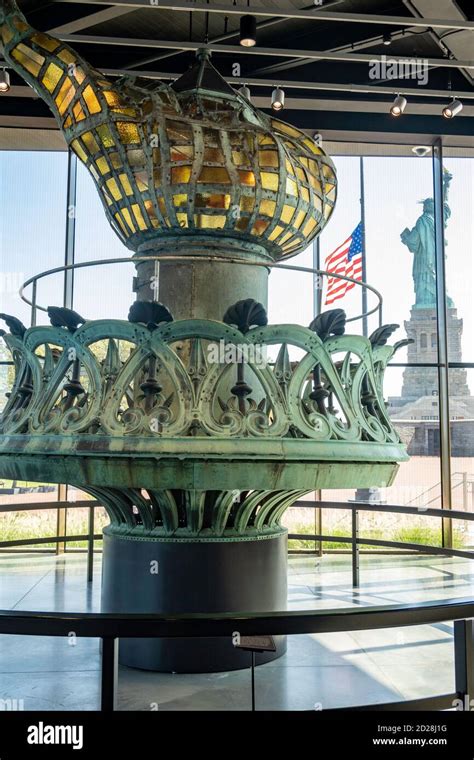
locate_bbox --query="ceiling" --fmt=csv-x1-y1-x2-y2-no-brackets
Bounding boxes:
0,0,473,147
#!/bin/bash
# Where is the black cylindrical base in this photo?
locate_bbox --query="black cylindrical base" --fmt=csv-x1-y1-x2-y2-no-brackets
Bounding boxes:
101,529,287,672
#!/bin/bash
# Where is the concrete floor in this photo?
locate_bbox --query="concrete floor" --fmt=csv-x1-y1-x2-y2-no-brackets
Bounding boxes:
0,551,472,711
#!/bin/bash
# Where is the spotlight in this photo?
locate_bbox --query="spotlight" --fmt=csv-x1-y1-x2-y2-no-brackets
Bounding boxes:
390,94,407,116
238,84,251,102
383,32,392,46
271,86,285,111
442,98,463,119
240,15,257,47
0,69,10,94
412,146,431,157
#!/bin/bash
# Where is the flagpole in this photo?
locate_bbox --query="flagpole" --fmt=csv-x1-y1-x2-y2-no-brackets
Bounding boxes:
360,156,368,337
313,237,322,318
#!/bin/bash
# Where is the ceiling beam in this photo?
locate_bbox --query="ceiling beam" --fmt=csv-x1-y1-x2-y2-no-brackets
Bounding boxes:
253,27,425,76
48,7,134,34
124,0,345,71
57,33,474,71
100,67,474,100
55,1,474,31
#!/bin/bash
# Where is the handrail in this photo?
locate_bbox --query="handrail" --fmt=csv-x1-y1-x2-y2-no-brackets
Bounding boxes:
0,597,472,637
0,599,471,712
1,496,474,711
18,254,383,327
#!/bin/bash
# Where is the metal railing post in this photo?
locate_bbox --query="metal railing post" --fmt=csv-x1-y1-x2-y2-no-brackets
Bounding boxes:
101,637,119,712
30,279,37,327
433,139,453,549
56,484,67,555
454,619,474,710
87,505,95,582
352,508,360,587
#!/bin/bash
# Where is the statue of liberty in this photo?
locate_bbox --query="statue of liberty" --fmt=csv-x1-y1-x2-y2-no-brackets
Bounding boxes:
400,169,454,308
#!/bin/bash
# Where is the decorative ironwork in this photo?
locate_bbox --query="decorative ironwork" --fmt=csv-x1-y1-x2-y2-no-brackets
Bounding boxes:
0,305,408,446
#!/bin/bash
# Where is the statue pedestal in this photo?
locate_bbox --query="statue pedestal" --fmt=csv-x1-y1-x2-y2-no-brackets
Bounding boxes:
101,527,288,672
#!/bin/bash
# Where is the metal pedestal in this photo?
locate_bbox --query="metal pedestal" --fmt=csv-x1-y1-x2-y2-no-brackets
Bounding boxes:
101,527,287,672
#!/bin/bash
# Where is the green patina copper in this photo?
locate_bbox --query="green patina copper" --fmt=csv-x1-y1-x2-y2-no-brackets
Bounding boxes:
0,312,407,537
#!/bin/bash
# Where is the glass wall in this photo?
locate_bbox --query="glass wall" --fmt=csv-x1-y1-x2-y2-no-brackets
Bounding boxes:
0,149,69,547
1,141,473,552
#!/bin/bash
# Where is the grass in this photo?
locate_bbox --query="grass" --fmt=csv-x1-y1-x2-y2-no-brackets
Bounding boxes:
288,522,467,551
0,507,108,550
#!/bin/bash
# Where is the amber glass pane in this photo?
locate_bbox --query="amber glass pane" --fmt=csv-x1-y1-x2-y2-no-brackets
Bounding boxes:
106,178,122,201
232,151,247,166
203,147,224,163
42,62,63,93
279,231,293,244
119,174,134,196
170,146,193,161
110,152,122,170
171,166,192,184
83,85,101,115
103,90,122,108
286,177,298,196
176,213,189,228
127,149,145,167
144,200,160,228
114,212,128,236
268,225,284,241
195,193,230,209
132,204,147,231
300,186,310,203
259,151,279,168
258,134,275,146
261,172,279,192
173,194,188,207
302,137,322,155
251,220,270,236
57,49,75,65
293,210,306,229
71,139,87,163
271,120,302,139
198,167,230,184
31,32,60,53
82,132,100,154
239,170,255,186
122,208,136,232
194,214,226,229
236,218,250,231
240,195,255,212
135,171,148,191
12,44,44,77
73,102,86,122
259,199,276,217
96,125,115,148
308,175,322,194
56,77,75,115
96,157,110,175
117,122,140,145
281,205,296,224
302,217,317,236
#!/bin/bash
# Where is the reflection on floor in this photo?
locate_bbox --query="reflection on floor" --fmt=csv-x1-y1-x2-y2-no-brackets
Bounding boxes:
0,552,472,711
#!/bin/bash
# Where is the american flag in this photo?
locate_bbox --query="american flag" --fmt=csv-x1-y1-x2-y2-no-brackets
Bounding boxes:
324,222,364,306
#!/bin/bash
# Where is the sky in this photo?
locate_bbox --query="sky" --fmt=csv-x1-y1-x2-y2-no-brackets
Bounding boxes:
0,150,472,401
